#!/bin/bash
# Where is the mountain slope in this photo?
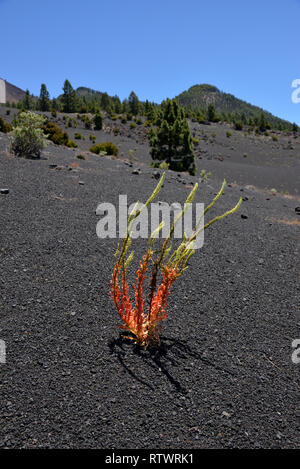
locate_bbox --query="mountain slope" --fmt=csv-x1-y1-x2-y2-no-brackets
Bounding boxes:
175,84,292,128
6,80,27,103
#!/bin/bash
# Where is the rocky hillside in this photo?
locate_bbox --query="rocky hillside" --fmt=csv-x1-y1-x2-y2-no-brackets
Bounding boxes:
175,84,291,128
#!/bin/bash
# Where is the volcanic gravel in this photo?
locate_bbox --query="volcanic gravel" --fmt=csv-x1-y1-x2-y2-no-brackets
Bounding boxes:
0,131,299,449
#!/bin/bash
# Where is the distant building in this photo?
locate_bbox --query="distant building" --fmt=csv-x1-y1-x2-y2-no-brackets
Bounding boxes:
0,78,6,104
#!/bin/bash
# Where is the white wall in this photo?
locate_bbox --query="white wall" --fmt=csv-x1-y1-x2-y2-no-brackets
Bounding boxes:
0,79,6,104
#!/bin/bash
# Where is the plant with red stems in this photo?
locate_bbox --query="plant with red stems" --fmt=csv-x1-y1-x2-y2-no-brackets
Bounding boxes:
110,173,241,347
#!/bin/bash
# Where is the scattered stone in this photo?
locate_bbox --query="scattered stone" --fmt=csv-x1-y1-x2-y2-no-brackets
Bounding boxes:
295,207,300,215
152,171,160,180
78,181,85,185
241,214,248,219
0,188,9,195
49,164,57,169
132,168,141,175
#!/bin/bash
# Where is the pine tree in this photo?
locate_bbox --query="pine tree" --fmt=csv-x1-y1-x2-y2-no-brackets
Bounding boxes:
258,112,267,132
39,83,50,112
128,91,139,116
207,103,216,122
149,99,196,175
94,112,103,130
23,90,34,110
100,92,110,111
62,79,77,113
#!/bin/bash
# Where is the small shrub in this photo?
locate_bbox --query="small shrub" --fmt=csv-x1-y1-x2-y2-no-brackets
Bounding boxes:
74,132,82,140
89,142,118,156
67,140,78,148
42,121,69,145
76,154,86,160
0,117,12,133
128,149,134,161
130,122,136,129
84,118,92,130
234,121,243,131
199,169,212,181
226,131,232,138
113,127,120,135
159,161,169,170
243,152,248,158
10,111,48,158
272,135,278,142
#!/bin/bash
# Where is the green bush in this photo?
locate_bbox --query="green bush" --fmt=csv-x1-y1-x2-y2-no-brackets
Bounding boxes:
234,121,243,131
74,132,82,140
89,142,118,156
84,118,92,129
226,130,232,138
159,161,170,170
0,117,12,133
42,121,69,145
67,140,78,148
10,111,48,158
94,113,103,130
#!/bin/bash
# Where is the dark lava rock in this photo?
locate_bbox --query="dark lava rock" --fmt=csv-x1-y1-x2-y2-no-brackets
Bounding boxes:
152,171,160,180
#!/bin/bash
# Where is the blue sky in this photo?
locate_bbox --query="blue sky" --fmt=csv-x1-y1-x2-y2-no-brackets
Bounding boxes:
1,0,300,124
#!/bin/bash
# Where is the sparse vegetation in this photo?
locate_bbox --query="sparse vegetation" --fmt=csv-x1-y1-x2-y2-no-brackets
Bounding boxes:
0,117,12,133
89,142,118,156
10,111,48,158
42,121,69,146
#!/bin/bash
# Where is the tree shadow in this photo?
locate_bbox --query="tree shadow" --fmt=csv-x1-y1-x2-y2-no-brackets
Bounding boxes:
108,334,235,394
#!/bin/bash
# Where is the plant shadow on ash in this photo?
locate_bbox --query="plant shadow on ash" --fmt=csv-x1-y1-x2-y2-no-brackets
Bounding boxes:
108,334,235,394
